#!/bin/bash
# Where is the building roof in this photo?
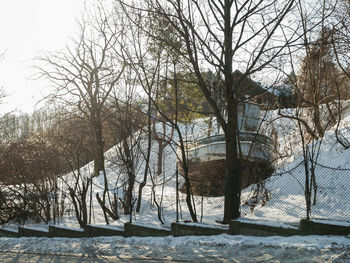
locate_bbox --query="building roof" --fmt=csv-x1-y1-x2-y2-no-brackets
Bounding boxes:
232,69,267,98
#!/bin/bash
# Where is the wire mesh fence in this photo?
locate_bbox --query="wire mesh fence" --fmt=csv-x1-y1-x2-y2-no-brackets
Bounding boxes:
130,158,350,226
302,162,350,223
2,157,348,227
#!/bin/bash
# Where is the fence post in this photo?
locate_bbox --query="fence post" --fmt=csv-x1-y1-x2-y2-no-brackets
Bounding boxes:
176,166,179,222
130,176,132,224
53,175,57,225
304,145,310,220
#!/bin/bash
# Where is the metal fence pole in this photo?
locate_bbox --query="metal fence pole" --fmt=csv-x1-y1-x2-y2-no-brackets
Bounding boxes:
176,166,179,222
130,176,132,223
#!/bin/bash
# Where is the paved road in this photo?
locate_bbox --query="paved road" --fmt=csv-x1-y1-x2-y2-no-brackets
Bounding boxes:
0,252,199,263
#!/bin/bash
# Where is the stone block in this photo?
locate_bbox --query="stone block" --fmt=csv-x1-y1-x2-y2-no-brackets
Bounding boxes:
300,219,350,235
18,226,50,237
171,222,229,236
229,220,302,236
0,228,19,237
84,224,124,237
124,223,170,237
48,225,88,238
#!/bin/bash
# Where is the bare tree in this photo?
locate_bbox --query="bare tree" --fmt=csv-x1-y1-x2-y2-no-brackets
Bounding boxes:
332,0,350,80
49,116,94,227
135,85,152,213
331,0,350,148
105,67,146,219
0,135,61,224
277,0,350,140
271,0,350,220
36,5,125,177
120,0,297,222
116,7,199,221
36,5,126,224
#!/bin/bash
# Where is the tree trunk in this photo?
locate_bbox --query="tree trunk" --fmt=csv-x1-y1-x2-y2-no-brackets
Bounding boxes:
94,125,105,176
122,141,136,215
222,0,240,223
96,193,119,220
178,130,197,222
90,111,105,177
136,94,152,212
101,168,109,224
312,105,324,138
90,112,109,223
223,100,241,223
81,185,88,227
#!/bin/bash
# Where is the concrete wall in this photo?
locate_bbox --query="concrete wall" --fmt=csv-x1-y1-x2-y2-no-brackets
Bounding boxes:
48,225,88,238
4,219,350,238
171,222,229,237
300,219,350,235
124,223,171,237
84,224,124,237
18,226,50,237
0,228,19,237
229,221,303,236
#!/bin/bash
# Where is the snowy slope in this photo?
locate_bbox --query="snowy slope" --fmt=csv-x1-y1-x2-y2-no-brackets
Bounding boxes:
1,103,350,262
241,103,350,224
4,102,350,229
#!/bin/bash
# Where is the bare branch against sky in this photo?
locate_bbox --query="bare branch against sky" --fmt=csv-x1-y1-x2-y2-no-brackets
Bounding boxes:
0,0,98,113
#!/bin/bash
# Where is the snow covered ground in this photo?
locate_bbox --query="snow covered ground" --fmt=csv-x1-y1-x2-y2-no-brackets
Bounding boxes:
1,104,350,261
2,104,350,229
0,234,349,262
78,104,350,227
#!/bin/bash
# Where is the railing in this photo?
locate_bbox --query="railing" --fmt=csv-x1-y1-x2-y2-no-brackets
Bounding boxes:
183,131,274,151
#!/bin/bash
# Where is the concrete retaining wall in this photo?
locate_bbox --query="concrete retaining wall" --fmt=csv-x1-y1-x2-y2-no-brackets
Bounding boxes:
48,225,88,238
18,226,50,237
124,223,171,237
171,222,229,236
300,219,350,235
229,221,302,236
84,224,124,237
0,228,19,237
4,219,350,238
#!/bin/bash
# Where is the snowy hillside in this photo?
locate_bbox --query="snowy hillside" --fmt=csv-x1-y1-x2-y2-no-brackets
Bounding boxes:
241,103,350,224
4,103,350,229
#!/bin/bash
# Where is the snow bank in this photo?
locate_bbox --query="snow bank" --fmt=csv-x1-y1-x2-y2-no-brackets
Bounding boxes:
0,234,349,262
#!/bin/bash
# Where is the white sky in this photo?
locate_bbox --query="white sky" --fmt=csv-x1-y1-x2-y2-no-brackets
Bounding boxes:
0,0,93,113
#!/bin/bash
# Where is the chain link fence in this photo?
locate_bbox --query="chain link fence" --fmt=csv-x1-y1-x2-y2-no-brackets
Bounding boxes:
2,156,347,228
129,158,350,226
